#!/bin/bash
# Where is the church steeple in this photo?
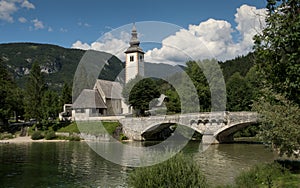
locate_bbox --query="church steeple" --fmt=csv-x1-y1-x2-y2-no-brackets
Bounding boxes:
124,24,145,83
125,23,144,54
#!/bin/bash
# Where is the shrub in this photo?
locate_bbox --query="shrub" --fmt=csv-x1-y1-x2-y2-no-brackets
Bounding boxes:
45,130,56,140
68,135,81,141
0,132,14,140
119,133,128,140
128,153,208,188
234,163,288,188
31,131,44,140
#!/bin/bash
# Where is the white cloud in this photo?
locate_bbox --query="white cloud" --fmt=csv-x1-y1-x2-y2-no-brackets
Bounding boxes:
0,0,18,22
48,27,53,32
0,0,35,22
72,40,91,50
78,22,91,27
72,31,130,60
145,5,267,64
32,18,44,30
18,16,27,23
21,0,35,9
60,28,68,32
71,5,266,65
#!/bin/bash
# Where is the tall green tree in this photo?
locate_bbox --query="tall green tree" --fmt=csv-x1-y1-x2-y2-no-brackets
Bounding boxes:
24,61,46,122
253,0,300,157
60,82,72,110
42,90,60,121
0,60,15,126
254,0,300,105
226,72,253,111
123,77,160,116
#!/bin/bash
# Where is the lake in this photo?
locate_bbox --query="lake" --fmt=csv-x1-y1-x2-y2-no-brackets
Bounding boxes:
0,141,276,187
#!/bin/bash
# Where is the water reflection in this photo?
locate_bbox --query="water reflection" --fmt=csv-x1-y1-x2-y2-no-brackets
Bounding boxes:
0,141,276,187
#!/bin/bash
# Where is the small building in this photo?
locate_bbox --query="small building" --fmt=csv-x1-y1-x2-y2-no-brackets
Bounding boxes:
72,79,127,120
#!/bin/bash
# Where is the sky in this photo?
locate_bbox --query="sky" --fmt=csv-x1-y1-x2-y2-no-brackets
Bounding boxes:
0,0,268,64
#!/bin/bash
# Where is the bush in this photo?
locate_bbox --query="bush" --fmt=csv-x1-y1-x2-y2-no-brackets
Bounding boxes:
119,133,128,140
31,131,44,140
128,153,208,188
234,163,289,188
68,135,81,141
45,130,56,140
0,132,14,140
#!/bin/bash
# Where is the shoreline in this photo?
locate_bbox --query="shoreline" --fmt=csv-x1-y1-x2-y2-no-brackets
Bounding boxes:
0,136,69,144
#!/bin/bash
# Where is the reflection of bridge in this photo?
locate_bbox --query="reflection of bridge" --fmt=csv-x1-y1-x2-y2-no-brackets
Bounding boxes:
120,112,258,143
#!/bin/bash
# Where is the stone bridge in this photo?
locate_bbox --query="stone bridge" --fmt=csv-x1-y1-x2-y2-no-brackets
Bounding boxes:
120,111,258,143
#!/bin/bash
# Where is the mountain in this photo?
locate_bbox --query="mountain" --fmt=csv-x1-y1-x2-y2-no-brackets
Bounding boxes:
0,43,124,90
0,43,184,91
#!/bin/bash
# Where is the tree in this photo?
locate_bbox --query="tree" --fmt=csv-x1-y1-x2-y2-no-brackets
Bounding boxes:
42,90,60,121
60,82,72,110
24,61,46,122
185,61,211,111
124,77,160,116
253,0,300,157
254,0,300,105
0,59,15,126
226,72,253,111
253,89,300,157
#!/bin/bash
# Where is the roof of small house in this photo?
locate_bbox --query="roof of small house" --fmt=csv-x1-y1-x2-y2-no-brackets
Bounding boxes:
73,89,107,109
94,79,123,99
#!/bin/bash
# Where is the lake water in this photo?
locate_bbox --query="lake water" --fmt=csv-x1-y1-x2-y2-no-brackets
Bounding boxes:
0,141,276,187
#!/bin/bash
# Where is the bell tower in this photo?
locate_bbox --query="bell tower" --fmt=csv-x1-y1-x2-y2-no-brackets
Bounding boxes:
124,23,145,83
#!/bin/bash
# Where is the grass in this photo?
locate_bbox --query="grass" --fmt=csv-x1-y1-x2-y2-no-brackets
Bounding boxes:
76,121,120,136
57,122,80,133
128,153,208,188
231,162,300,188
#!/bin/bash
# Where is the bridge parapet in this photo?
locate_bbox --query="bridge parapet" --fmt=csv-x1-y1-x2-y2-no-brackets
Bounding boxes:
120,111,258,142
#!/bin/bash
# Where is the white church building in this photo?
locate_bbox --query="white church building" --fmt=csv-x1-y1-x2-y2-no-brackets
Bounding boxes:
70,24,145,121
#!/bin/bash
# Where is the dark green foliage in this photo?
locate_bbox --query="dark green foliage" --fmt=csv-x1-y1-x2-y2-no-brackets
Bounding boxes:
42,90,60,121
253,90,300,157
0,43,85,90
234,163,291,188
31,131,44,140
226,72,253,111
44,130,56,140
60,82,72,108
185,61,211,111
124,77,160,116
119,133,128,140
219,53,255,81
0,59,15,125
254,0,300,105
0,132,14,140
128,153,208,188
253,0,300,157
0,43,124,92
67,135,81,141
24,61,45,122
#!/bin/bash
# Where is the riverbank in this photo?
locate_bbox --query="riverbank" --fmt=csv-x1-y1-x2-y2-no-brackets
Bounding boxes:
0,136,69,144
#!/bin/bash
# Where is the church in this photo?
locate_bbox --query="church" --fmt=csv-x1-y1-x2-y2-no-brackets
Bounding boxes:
70,24,145,120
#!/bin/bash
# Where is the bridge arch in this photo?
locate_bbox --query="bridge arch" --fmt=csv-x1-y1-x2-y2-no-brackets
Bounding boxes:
141,122,203,141
214,121,258,143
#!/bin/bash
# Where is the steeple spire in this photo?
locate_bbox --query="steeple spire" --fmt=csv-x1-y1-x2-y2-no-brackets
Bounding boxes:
125,23,144,54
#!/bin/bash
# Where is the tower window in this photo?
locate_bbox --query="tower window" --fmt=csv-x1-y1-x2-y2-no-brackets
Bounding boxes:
140,55,143,60
130,56,134,62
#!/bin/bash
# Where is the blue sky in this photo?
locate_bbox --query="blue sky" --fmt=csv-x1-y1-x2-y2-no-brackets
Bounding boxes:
0,0,267,63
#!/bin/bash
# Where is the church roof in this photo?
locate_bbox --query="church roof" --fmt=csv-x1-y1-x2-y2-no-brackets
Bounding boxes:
73,89,107,109
124,23,144,54
94,79,123,99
